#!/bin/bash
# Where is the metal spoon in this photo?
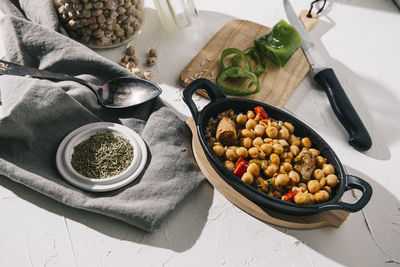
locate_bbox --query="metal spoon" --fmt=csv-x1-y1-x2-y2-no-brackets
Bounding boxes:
0,59,162,108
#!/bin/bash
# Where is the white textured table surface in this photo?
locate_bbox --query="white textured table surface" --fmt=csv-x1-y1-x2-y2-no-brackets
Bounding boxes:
1,0,400,266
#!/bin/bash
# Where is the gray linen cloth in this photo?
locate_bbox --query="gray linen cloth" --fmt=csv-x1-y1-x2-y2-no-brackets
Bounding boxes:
0,1,204,232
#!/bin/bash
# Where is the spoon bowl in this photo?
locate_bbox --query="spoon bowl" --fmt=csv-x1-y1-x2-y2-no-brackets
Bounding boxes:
0,60,162,108
95,77,162,108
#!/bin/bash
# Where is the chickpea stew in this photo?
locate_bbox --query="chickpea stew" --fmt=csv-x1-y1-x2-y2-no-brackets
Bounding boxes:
205,106,339,205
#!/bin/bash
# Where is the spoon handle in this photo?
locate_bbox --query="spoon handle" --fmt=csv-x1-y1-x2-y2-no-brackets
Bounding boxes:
0,59,94,87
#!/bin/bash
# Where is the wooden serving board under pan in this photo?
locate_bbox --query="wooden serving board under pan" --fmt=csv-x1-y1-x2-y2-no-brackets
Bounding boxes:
187,118,349,229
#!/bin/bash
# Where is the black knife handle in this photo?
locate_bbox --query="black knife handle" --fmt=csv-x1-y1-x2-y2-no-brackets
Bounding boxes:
314,68,372,151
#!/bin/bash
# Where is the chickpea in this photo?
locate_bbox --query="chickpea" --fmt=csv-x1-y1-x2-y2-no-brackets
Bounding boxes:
314,190,329,203
309,193,316,204
298,183,307,191
264,165,278,177
247,110,255,119
323,186,332,194
246,119,257,129
224,161,235,172
252,137,264,147
322,164,335,175
275,173,290,187
254,124,266,137
236,113,247,125
228,146,237,152
294,192,316,204
294,192,306,204
258,151,266,160
288,135,300,146
319,177,327,187
301,137,312,148
307,180,321,194
241,129,255,139
260,143,272,155
278,127,290,140
247,163,260,176
225,148,237,161
271,121,280,129
290,145,300,156
313,169,325,180
278,139,289,148
236,147,248,158
316,156,327,168
288,170,300,184
272,143,284,154
261,160,269,170
248,147,259,158
241,172,254,184
263,138,273,144
281,152,293,163
309,148,320,157
326,174,339,187
213,144,225,157
269,153,280,165
293,187,305,193
241,137,252,149
280,162,293,173
284,122,295,134
266,127,278,138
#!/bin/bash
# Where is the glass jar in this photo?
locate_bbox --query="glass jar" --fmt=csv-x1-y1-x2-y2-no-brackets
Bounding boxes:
153,0,198,30
53,0,144,48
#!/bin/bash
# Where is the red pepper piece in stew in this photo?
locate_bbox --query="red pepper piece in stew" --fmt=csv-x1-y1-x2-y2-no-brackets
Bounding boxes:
234,157,248,177
254,106,269,120
282,190,297,202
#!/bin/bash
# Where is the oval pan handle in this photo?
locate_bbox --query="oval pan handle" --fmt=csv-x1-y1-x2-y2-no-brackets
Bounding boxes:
319,175,373,213
182,78,226,121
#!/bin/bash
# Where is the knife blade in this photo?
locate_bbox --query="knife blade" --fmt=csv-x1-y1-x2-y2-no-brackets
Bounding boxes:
283,0,372,151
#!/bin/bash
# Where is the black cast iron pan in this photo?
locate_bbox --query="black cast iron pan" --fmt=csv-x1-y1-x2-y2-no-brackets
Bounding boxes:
183,78,372,216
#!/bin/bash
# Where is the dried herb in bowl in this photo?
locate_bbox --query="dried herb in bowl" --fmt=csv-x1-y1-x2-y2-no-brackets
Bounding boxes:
71,132,133,179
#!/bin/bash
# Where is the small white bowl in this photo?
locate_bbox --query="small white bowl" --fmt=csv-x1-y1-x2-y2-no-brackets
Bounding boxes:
56,122,147,192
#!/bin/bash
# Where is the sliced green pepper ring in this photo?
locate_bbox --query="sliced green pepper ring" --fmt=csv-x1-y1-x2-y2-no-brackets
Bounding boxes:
221,48,251,71
232,47,265,77
216,66,260,96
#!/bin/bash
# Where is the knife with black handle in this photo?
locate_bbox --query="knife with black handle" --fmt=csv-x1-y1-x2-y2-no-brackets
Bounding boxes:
284,0,372,151
314,69,371,151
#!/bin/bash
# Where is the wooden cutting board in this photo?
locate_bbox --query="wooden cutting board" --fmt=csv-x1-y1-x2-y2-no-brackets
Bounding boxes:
179,19,310,108
187,118,350,229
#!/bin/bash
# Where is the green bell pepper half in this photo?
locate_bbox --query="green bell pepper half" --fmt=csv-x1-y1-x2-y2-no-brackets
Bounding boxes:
254,20,302,67
216,66,260,96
